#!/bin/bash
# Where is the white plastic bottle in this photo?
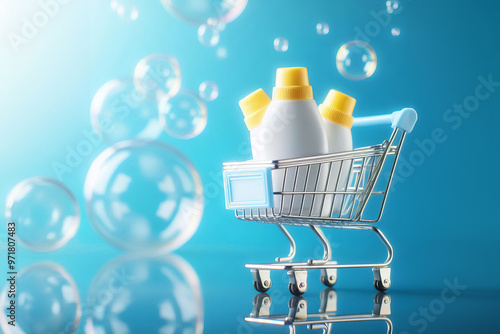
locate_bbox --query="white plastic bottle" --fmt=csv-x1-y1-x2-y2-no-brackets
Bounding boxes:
316,89,356,217
239,88,272,160
257,67,329,216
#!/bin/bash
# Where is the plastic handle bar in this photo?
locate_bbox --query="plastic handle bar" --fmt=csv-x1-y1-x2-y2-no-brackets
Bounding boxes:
352,108,418,133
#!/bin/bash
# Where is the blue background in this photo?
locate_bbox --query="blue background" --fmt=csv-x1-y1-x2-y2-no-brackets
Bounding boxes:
1,0,499,333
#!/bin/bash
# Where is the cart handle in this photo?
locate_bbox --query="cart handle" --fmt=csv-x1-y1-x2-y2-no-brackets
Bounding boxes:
352,108,417,133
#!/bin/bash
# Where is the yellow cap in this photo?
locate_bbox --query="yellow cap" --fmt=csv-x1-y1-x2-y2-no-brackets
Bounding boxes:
272,67,313,100
239,89,271,130
319,89,356,128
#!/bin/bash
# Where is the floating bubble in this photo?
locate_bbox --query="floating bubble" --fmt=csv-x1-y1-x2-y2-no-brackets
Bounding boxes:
111,0,139,21
86,254,203,334
274,37,288,52
197,24,220,47
199,81,219,101
316,22,329,35
110,0,118,10
336,40,377,81
207,16,226,31
5,177,80,252
158,90,207,139
84,140,204,253
391,27,400,36
91,79,163,143
386,0,400,13
134,54,182,101
0,262,81,334
217,46,228,59
161,0,247,25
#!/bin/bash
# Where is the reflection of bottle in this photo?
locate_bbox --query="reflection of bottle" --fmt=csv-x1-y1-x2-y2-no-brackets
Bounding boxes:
239,88,271,160
318,90,356,216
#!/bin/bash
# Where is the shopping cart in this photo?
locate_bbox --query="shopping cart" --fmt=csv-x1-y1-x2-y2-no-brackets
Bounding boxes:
223,108,417,295
246,289,392,334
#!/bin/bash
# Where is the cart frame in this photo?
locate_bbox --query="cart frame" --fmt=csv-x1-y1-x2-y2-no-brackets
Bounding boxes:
223,108,417,295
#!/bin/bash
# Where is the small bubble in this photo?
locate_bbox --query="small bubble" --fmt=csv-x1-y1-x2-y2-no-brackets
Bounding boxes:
316,22,329,35
199,81,218,101
336,40,377,81
217,47,228,59
391,27,400,36
115,3,139,22
198,24,220,47
207,17,226,31
386,0,399,13
274,37,288,52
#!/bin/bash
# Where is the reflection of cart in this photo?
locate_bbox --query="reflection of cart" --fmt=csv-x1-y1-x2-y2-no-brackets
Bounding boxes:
223,108,417,295
246,289,392,334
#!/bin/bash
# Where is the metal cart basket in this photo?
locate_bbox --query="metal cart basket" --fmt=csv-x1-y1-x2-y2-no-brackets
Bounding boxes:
223,108,417,295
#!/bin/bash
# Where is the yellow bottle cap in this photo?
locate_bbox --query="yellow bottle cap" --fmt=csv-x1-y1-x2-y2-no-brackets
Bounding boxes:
319,89,356,128
239,88,271,130
272,67,313,100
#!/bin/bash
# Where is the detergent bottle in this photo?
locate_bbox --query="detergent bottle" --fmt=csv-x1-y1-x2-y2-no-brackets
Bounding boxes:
317,89,356,216
239,88,272,160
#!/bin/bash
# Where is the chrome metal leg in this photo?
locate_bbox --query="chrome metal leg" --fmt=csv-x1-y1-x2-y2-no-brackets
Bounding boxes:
276,224,296,263
307,225,332,265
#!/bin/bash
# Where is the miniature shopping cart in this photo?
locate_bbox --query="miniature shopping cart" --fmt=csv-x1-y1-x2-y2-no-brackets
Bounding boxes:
223,108,417,295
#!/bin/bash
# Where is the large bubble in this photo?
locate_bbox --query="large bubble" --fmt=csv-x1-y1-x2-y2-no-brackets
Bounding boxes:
0,262,81,334
336,40,377,81
86,254,203,334
5,177,80,252
133,54,181,101
161,0,247,25
158,90,207,139
84,140,204,253
90,79,163,143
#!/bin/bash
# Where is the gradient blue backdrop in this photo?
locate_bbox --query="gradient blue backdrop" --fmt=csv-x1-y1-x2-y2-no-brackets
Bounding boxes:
1,0,499,333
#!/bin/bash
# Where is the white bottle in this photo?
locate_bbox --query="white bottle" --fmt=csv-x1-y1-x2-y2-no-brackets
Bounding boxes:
239,88,272,161
316,89,356,217
257,67,329,216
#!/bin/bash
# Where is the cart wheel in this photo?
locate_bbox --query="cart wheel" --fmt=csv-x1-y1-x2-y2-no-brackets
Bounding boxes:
320,267,337,287
252,269,271,293
374,279,390,292
288,270,307,296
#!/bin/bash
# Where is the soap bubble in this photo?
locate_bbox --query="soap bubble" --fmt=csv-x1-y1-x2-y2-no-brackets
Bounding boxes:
336,40,377,81
84,140,204,253
134,54,182,101
86,254,203,334
5,177,80,252
386,0,400,13
0,262,81,334
217,46,228,59
161,0,247,25
274,37,288,52
111,0,139,21
199,81,219,101
158,90,208,139
207,16,226,31
197,24,220,47
91,79,163,143
316,22,329,35
391,27,400,36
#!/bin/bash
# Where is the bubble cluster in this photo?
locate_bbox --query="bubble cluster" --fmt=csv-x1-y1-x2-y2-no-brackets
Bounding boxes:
199,81,219,101
386,0,400,13
274,37,289,52
336,40,377,81
134,54,182,101
391,27,400,36
316,22,329,35
5,177,80,252
0,262,81,334
86,254,203,334
110,0,138,21
198,24,220,47
159,90,208,139
84,140,204,253
91,79,163,143
161,0,247,25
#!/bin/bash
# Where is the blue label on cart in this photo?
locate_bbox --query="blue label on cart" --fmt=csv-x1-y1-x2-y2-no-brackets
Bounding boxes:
223,168,274,210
